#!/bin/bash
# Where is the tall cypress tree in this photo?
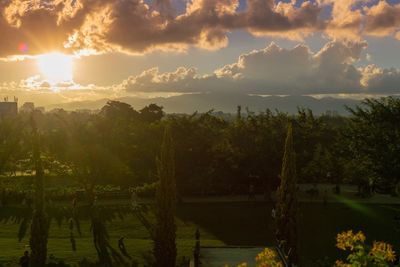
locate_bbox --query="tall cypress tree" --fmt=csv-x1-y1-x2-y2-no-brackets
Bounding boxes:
153,127,177,267
30,115,49,267
276,122,298,265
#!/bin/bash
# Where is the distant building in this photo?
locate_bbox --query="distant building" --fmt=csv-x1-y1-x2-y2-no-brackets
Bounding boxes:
0,99,18,117
19,102,35,113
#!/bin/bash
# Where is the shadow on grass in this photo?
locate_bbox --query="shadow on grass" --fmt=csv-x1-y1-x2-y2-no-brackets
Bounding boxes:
177,201,400,266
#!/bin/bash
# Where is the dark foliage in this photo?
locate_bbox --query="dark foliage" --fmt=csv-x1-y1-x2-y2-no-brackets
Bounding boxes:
29,115,50,267
276,123,298,265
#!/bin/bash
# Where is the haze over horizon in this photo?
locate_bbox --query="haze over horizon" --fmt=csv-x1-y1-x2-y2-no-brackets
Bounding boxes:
1,0,400,107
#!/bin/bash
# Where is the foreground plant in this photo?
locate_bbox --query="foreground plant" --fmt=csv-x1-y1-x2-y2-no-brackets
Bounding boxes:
227,230,398,267
225,248,283,267
334,230,397,267
255,249,284,267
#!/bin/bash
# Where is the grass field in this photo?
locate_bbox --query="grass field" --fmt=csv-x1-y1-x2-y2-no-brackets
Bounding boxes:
1,201,399,266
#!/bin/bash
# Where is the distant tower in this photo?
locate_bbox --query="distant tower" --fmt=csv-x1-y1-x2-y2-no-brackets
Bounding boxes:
0,96,18,117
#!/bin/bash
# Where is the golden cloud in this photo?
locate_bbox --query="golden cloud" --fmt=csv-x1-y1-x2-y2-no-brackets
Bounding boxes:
0,0,400,58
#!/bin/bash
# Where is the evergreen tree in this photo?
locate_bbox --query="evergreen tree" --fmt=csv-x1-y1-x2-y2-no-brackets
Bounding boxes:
153,127,177,267
276,122,298,265
29,115,49,267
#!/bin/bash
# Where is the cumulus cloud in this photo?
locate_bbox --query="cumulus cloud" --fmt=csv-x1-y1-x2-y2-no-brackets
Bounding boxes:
1,74,120,105
4,73,115,94
120,41,364,94
0,0,86,57
361,64,400,92
119,40,400,95
120,67,225,92
323,0,400,39
363,1,400,38
66,0,325,52
323,0,363,39
244,0,323,40
17,75,80,90
1,0,400,57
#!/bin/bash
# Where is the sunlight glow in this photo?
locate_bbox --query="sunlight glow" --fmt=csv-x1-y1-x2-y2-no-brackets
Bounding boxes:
37,53,74,84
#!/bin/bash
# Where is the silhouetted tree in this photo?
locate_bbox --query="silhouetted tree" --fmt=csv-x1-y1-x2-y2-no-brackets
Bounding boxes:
276,122,298,265
0,117,25,174
153,127,177,267
100,100,139,120
140,103,164,123
347,97,400,192
302,143,333,183
29,115,49,267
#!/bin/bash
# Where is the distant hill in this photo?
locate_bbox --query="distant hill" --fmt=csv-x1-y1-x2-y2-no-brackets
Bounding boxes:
45,93,361,115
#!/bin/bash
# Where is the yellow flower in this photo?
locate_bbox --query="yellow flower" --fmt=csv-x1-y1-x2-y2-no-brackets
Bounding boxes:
336,230,366,251
370,241,397,262
255,248,283,267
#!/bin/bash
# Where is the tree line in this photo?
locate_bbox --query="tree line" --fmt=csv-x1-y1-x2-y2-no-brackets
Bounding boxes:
1,97,400,197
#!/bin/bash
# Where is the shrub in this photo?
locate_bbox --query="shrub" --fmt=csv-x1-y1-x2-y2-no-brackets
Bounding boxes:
133,182,158,198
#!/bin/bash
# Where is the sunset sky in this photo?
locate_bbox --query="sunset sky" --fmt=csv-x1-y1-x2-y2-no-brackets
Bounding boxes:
1,0,400,106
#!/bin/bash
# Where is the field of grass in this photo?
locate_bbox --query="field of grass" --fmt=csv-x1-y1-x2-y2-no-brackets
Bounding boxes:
1,201,399,266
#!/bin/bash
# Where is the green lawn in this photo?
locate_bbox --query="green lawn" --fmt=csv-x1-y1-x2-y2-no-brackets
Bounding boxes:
1,201,399,266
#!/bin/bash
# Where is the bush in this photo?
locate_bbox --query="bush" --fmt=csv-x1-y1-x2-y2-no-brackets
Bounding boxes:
133,182,158,198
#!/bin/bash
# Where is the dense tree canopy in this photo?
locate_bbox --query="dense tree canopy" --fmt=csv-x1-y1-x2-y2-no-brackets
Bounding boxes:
1,97,400,195
347,97,400,190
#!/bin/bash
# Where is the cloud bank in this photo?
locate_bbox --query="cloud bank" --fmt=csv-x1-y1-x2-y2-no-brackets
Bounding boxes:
3,39,400,99
120,40,400,95
1,0,400,57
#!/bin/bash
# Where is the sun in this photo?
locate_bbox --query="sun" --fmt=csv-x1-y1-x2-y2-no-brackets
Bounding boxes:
37,53,74,84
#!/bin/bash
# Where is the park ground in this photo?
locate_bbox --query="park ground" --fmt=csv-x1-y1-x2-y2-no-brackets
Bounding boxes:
1,193,400,267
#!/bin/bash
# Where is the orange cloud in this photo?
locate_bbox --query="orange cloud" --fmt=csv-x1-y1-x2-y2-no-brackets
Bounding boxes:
0,0,400,57
363,1,400,37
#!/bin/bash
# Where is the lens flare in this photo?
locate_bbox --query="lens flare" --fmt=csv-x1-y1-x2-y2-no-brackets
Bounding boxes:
18,43,28,53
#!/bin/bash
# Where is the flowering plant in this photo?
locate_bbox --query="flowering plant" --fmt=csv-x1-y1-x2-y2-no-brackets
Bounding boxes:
335,230,397,267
